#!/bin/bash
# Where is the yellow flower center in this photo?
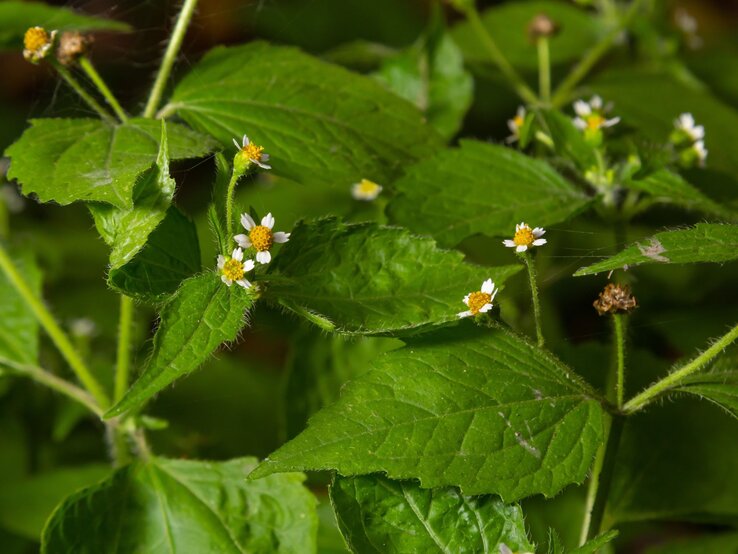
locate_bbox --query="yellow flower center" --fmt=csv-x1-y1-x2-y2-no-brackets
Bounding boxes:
24,27,49,51
513,226,535,247
467,291,492,315
222,258,244,281
513,115,524,128
357,179,380,195
241,142,264,162
249,225,273,252
586,114,605,130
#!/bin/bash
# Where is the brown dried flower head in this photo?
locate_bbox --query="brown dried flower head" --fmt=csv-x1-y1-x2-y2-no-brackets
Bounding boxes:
593,283,637,316
528,13,559,40
56,31,91,66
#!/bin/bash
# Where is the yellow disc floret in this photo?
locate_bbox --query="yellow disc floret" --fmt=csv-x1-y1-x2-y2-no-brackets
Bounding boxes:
586,114,606,130
466,291,492,315
241,142,264,163
513,114,524,128
222,258,245,282
249,225,273,252
24,27,49,51
513,225,535,247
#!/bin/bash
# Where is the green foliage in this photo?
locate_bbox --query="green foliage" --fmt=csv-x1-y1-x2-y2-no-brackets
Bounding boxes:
676,370,738,419
5,119,216,209
252,325,605,500
330,474,535,553
266,218,521,335
575,223,738,276
168,42,443,188
388,140,591,247
644,533,738,554
106,273,254,418
42,458,317,554
0,247,40,364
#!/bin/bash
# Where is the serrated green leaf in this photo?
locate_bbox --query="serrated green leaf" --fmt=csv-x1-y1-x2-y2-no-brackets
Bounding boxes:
0,1,130,50
574,223,738,276
252,325,605,500
330,474,534,554
107,206,201,302
42,458,317,554
0,247,41,365
675,371,738,420
267,218,522,335
451,1,601,70
167,42,442,188
570,531,618,554
5,118,216,209
387,140,591,247
105,272,254,418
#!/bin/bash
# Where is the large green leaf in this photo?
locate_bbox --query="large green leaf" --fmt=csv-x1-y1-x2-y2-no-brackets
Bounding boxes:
675,370,738,420
0,1,130,50
167,42,442,188
5,118,216,209
42,458,317,554
574,224,738,276
451,1,601,70
266,218,522,335
330,474,534,554
105,272,254,418
252,325,606,500
0,247,41,365
387,140,591,247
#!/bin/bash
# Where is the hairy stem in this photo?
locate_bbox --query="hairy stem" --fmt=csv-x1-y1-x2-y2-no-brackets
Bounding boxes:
114,295,134,403
0,243,110,408
537,37,551,104
51,60,115,124
225,172,240,242
462,6,539,105
624,322,738,413
79,56,128,123
0,357,102,417
613,314,626,408
143,0,200,118
551,0,647,107
521,252,545,347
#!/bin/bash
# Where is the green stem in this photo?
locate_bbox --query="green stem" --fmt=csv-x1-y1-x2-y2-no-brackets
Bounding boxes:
0,243,110,408
79,56,128,123
579,415,624,544
537,37,551,104
462,6,539,105
0,357,102,417
143,0,200,118
624,322,738,414
51,60,116,124
114,295,134,403
225,172,240,241
551,0,647,108
613,314,626,408
521,251,544,347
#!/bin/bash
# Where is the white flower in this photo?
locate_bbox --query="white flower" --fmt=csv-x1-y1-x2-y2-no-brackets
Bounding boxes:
506,106,526,143
217,247,255,288
458,279,498,318
503,223,547,253
234,212,290,265
693,140,708,166
351,179,383,201
572,95,620,132
232,135,271,170
674,113,705,142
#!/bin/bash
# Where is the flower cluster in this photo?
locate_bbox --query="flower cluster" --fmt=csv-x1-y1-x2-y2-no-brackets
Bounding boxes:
351,178,383,201
671,113,707,167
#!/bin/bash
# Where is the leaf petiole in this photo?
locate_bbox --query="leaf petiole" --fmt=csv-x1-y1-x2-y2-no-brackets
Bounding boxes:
79,56,128,123
50,59,116,124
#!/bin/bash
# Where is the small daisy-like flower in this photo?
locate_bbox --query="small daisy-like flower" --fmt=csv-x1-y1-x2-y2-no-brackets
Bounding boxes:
234,212,290,265
233,134,271,170
351,179,383,201
23,26,57,64
506,106,527,143
217,248,255,288
674,113,705,142
572,95,620,133
458,279,498,318
503,223,547,253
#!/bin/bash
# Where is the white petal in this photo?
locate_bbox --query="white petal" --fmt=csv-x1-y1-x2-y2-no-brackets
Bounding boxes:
236,279,252,289
491,287,499,301
573,118,587,130
232,137,241,149
273,231,290,243
516,245,528,253
590,95,603,110
507,120,518,134
262,213,275,229
517,106,526,118
604,116,620,128
481,279,495,294
232,248,243,261
503,240,516,248
253,159,272,170
243,259,255,272
457,310,473,319
241,213,256,230
463,294,470,306
692,125,705,140
217,255,225,269
221,275,232,286
479,303,493,313
234,234,251,248
256,250,272,264
500,545,514,554
533,227,546,237
242,134,249,146
533,238,547,246
574,100,591,116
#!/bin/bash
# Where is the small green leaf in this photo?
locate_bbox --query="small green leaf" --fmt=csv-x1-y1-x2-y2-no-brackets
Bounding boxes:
574,223,738,276
5,118,216,209
168,42,442,188
252,324,605,500
330,474,535,554
107,206,201,302
387,140,591,247
105,272,254,418
267,218,522,335
42,458,317,554
0,1,130,50
0,247,41,365
570,530,618,554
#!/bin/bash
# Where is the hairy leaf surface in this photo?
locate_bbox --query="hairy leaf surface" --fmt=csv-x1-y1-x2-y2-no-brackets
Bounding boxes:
0,248,41,365
676,371,738,420
252,325,605,500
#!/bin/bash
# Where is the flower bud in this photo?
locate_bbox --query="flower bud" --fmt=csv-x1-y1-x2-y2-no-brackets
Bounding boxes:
593,283,637,316
528,13,559,40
